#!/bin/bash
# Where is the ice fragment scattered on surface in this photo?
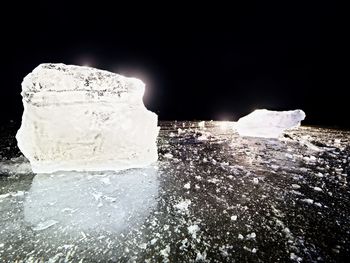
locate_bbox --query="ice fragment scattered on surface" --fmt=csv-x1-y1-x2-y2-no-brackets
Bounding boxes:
174,199,191,212
32,220,58,231
231,215,237,221
184,182,191,189
187,224,200,239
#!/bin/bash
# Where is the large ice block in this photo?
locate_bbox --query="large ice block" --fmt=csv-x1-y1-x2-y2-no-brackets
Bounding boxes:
234,109,306,138
16,63,159,173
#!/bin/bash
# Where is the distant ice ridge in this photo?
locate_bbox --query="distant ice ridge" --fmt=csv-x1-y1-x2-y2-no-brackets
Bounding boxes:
234,109,306,138
16,63,159,173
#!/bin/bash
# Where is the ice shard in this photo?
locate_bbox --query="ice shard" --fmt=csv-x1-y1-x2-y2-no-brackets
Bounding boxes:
16,63,159,173
234,109,306,138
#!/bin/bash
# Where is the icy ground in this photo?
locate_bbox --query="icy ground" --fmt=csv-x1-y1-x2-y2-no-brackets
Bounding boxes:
0,121,350,262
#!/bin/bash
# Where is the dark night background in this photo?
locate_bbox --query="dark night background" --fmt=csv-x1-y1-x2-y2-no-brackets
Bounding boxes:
1,1,347,128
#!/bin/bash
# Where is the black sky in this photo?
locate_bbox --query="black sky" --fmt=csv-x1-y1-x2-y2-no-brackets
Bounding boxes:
1,1,347,127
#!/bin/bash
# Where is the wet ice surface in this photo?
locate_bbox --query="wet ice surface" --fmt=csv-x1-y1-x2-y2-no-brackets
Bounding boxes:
0,121,350,262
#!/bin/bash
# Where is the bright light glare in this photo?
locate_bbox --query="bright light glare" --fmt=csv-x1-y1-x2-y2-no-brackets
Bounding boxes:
219,121,233,130
76,55,95,68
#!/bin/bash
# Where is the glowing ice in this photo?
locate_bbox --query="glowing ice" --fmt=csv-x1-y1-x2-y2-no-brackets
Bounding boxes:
16,63,159,173
234,109,305,138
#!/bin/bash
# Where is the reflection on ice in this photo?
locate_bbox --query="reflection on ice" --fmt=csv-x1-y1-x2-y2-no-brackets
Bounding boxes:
24,167,159,235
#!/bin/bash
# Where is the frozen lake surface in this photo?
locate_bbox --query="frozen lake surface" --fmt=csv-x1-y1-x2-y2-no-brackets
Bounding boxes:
0,121,349,262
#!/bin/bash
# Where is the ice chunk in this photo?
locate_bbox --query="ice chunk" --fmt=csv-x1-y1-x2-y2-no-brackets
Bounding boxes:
247,232,256,239
184,182,191,189
234,109,305,138
16,63,159,173
174,199,191,212
292,184,301,189
187,224,200,239
302,198,314,204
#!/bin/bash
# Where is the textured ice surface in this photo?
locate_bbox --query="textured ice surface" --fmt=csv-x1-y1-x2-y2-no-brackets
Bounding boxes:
16,63,159,173
234,109,306,138
24,167,158,235
1,121,350,262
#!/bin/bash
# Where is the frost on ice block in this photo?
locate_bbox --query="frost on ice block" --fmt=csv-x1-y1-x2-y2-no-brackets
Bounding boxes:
16,63,159,173
234,109,305,138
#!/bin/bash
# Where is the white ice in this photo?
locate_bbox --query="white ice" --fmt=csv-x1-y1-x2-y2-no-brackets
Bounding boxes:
234,109,305,138
16,63,159,173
